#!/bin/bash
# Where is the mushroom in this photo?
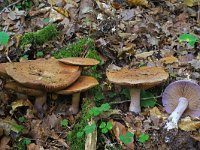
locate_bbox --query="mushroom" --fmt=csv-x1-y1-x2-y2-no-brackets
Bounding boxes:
5,58,81,91
0,63,10,78
5,59,82,113
162,80,200,130
5,81,47,112
56,76,99,114
106,67,169,113
59,57,99,66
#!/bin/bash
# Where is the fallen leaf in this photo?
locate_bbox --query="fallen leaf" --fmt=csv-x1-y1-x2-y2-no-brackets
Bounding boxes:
179,117,200,131
27,143,42,150
0,136,10,150
127,0,148,7
160,56,178,65
135,51,154,59
11,99,33,112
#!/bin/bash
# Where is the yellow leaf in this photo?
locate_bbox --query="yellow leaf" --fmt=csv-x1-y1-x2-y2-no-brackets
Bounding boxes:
53,7,69,17
179,117,200,131
11,99,33,111
127,0,149,7
184,0,198,7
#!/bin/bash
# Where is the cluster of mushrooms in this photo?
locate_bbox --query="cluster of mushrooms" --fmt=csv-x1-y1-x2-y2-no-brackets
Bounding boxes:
106,67,200,131
0,58,199,131
0,57,99,114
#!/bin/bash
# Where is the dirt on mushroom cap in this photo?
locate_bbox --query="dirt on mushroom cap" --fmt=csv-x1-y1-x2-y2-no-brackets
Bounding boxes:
106,67,169,89
5,59,81,92
162,80,200,118
59,57,100,66
56,76,99,95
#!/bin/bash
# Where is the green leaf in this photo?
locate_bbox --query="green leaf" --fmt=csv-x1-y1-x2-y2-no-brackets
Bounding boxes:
11,124,24,133
99,103,111,111
106,122,113,130
119,135,132,144
36,51,44,57
138,133,149,143
89,107,101,116
126,131,134,138
0,31,9,45
21,138,31,145
84,123,96,135
77,132,84,138
18,117,26,123
101,128,108,133
99,122,106,129
95,91,105,101
108,92,117,98
140,90,156,108
178,33,198,47
60,119,68,127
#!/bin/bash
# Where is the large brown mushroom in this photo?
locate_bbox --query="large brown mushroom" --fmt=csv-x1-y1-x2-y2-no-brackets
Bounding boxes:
106,67,169,113
59,57,100,66
5,58,81,91
56,76,99,114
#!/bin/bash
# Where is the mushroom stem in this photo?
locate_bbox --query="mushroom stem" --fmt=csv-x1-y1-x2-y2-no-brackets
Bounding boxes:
69,93,80,114
129,88,141,113
165,97,188,130
34,93,47,112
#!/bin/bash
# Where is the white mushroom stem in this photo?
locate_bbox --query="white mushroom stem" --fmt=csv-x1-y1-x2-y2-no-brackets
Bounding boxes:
69,92,80,114
165,97,188,130
34,93,47,112
129,88,141,113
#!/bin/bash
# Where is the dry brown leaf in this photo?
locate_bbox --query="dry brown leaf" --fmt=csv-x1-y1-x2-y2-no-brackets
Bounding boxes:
0,136,10,150
11,99,33,112
160,56,178,65
53,7,69,17
127,0,148,7
111,120,134,149
27,143,42,150
179,117,200,131
191,134,200,142
135,51,154,59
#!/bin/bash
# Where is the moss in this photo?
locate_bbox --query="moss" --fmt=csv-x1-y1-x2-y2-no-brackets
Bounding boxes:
67,99,94,150
52,37,102,79
20,24,58,49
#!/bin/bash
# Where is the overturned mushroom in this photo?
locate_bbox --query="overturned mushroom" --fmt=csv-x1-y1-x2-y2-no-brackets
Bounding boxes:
5,81,47,112
5,58,81,91
59,57,100,66
162,80,200,130
56,76,99,114
106,67,169,113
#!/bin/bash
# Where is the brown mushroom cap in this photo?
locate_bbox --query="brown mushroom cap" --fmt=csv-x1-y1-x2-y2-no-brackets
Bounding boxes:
0,63,9,78
5,81,44,96
59,57,99,66
106,67,169,89
56,76,99,95
5,59,81,91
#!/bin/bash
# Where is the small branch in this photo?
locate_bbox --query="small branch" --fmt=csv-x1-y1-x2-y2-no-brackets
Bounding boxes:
0,0,22,15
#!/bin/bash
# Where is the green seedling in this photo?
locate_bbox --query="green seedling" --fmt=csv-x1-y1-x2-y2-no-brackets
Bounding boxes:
138,133,149,143
18,117,26,123
141,90,156,107
179,33,198,47
60,119,68,128
119,132,134,144
16,0,32,10
0,31,9,45
99,121,113,133
77,123,97,138
89,103,111,117
36,51,44,57
16,137,31,150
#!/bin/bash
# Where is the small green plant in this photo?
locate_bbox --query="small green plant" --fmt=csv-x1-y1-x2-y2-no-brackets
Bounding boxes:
60,119,68,128
36,51,44,58
16,0,32,10
16,138,31,150
138,133,149,143
99,121,113,133
179,33,198,47
119,132,134,144
140,90,156,107
77,123,96,138
0,31,9,45
18,117,26,123
89,103,111,117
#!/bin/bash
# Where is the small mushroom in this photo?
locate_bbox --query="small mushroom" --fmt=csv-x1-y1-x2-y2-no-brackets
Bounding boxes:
106,67,169,113
5,81,46,112
56,76,99,114
162,80,200,130
59,57,100,66
5,58,81,91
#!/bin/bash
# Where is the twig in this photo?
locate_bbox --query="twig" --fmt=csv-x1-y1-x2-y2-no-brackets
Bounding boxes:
109,95,162,105
0,0,22,15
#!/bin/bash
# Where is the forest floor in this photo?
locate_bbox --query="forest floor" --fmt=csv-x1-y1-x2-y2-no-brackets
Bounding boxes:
1,0,200,150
